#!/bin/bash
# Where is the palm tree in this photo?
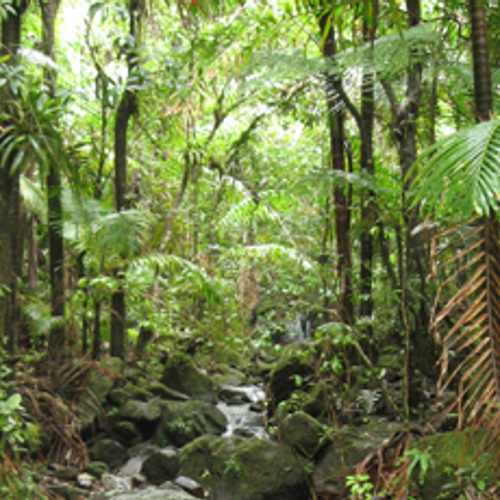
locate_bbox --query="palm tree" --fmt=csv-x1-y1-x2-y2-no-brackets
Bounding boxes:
411,0,500,458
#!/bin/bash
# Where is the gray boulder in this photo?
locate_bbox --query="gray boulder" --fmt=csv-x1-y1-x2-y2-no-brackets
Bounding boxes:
101,473,132,491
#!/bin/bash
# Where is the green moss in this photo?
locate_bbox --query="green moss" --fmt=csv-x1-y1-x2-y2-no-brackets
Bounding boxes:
155,400,227,447
413,428,496,500
279,411,330,458
161,353,217,401
179,435,309,500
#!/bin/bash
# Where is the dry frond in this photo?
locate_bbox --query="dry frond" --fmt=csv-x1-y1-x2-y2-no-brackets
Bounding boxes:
430,216,500,461
354,430,414,499
14,356,98,468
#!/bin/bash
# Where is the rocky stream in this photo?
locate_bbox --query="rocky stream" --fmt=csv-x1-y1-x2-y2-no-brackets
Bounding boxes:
38,347,493,500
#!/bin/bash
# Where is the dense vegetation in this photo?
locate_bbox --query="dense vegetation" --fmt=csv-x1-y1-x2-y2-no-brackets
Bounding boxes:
1,0,500,498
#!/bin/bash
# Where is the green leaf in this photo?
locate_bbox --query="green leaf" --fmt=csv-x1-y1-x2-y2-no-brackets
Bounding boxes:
0,393,23,415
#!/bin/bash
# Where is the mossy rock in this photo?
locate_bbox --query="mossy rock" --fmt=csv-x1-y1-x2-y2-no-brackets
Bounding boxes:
213,364,247,386
113,421,143,448
313,419,404,497
144,382,189,401
279,411,330,458
161,353,217,402
209,342,246,367
301,382,331,419
92,485,196,500
88,438,129,471
48,484,89,500
123,382,155,401
79,358,123,430
84,461,109,478
141,448,180,485
108,383,155,408
180,435,309,500
155,400,227,447
118,399,162,422
268,345,313,409
412,428,497,500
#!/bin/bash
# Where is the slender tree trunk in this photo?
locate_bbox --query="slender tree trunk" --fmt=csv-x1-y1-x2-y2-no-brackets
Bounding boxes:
319,7,353,325
28,215,38,292
0,3,27,354
110,0,139,358
359,2,377,341
469,0,492,121
41,0,65,362
359,69,375,336
92,301,102,360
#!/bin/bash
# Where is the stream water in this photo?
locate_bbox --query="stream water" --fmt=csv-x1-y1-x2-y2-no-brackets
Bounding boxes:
216,385,268,439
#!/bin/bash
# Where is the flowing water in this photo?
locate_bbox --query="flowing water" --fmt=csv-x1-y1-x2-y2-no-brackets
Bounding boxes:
216,385,268,439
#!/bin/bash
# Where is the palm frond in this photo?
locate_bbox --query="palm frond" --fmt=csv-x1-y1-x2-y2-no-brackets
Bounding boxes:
20,175,46,219
411,119,500,219
431,217,500,432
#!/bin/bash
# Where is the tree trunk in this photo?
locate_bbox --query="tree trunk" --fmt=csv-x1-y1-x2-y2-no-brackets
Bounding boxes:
319,7,353,325
468,0,498,412
41,0,65,362
469,0,492,121
359,2,377,341
28,215,38,292
0,3,26,353
110,0,139,358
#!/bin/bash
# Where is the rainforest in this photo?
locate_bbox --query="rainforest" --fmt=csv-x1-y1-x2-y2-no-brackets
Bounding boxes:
1,0,500,499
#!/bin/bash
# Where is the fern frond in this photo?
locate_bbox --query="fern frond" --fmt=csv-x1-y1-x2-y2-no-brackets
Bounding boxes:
338,23,438,77
91,209,156,258
225,243,319,275
128,253,221,303
63,191,155,258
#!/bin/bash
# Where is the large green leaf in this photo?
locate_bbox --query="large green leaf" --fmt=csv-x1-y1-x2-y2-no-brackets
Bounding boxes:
410,119,500,219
